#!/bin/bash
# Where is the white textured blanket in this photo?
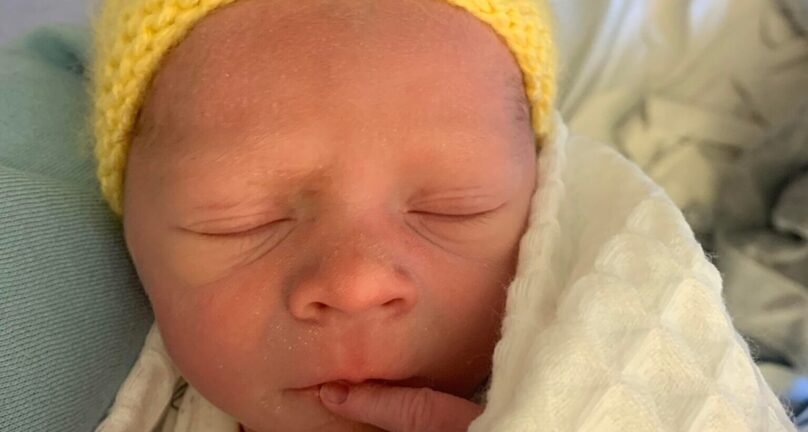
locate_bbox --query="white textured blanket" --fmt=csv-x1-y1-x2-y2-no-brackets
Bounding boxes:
97,113,797,431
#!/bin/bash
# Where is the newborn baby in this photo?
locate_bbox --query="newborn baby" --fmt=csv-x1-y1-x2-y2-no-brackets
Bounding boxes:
91,0,555,430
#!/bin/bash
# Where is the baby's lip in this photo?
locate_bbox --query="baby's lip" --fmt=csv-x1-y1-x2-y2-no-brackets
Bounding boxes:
294,375,431,391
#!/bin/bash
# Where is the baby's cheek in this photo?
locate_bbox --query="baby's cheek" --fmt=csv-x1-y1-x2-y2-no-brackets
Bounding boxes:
162,235,264,286
154,271,282,399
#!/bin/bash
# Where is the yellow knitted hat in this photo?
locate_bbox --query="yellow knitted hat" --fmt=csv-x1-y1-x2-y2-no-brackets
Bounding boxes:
90,0,558,217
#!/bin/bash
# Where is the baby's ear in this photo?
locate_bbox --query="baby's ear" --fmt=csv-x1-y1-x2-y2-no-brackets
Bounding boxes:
505,74,538,159
508,75,531,126
129,109,150,150
129,95,163,153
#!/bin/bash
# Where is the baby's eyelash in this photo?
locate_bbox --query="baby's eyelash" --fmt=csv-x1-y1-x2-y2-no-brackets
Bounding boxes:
413,209,498,225
187,209,500,240
191,219,291,238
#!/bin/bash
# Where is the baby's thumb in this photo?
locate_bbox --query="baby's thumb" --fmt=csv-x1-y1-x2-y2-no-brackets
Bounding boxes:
319,381,483,432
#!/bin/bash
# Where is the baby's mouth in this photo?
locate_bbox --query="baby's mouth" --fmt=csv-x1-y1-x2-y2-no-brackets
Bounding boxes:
294,375,432,391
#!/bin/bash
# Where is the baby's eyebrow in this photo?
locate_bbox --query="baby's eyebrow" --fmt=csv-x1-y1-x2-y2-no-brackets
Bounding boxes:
192,200,247,212
188,167,331,212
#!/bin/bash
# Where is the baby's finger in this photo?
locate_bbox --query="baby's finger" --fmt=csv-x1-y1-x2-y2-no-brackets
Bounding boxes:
319,381,483,432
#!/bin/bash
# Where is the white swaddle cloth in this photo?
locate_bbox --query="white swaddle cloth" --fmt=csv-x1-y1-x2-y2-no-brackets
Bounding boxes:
97,113,797,431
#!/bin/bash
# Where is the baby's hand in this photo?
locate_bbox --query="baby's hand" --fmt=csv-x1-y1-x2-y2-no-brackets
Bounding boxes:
319,381,484,432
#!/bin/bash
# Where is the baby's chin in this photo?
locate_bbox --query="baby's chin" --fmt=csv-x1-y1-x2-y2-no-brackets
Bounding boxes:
238,385,385,432
243,375,485,432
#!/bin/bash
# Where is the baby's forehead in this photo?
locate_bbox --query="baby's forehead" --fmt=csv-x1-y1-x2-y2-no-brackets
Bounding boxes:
139,0,527,135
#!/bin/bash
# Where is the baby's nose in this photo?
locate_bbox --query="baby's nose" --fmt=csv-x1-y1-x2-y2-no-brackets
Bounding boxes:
286,242,418,324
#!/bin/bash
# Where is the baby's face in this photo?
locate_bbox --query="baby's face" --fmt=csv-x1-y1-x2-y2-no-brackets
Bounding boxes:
123,0,536,430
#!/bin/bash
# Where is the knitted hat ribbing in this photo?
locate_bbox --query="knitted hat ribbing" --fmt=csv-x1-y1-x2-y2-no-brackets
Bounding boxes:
90,0,557,216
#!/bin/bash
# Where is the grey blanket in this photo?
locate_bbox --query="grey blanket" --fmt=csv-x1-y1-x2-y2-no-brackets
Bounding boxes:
717,101,808,427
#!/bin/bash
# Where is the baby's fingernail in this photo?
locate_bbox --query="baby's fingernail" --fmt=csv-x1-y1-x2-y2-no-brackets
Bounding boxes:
320,382,349,404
